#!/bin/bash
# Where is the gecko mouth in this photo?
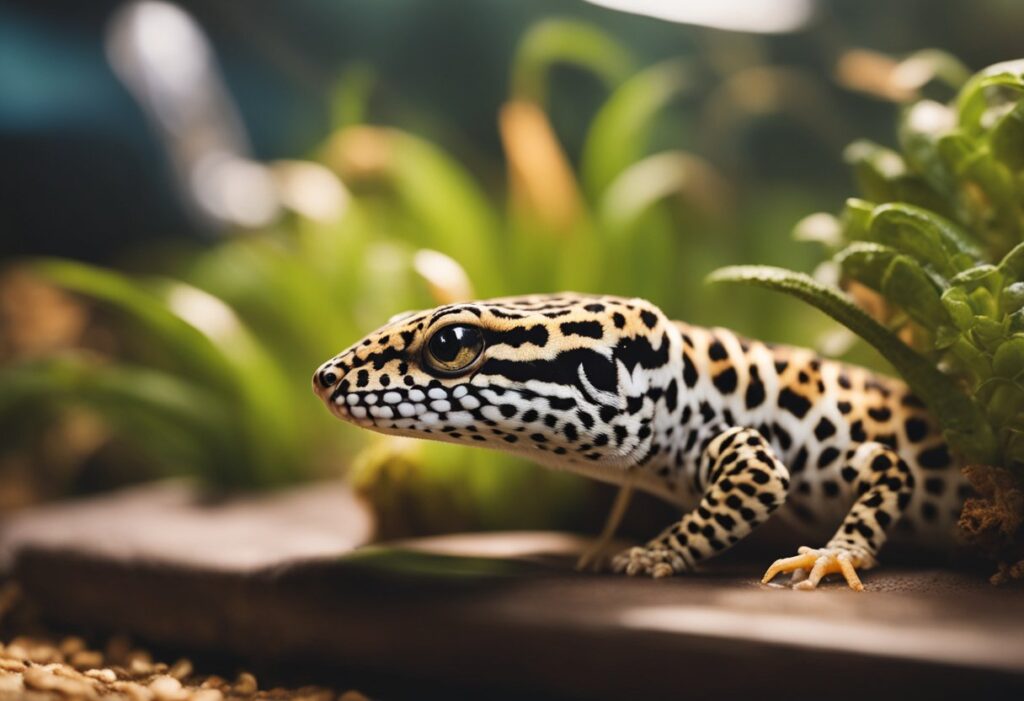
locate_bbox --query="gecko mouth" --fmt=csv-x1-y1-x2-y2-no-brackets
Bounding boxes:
321,382,483,431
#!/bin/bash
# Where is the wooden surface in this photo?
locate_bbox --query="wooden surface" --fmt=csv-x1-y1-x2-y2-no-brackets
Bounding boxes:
2,482,1023,700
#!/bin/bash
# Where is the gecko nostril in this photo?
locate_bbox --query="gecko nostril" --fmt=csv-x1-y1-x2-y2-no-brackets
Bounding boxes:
317,370,338,388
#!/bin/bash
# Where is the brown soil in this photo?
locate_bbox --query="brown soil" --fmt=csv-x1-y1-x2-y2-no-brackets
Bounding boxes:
959,464,1024,584
0,583,368,701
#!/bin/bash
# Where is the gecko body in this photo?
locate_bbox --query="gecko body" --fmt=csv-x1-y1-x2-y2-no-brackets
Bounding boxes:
313,294,967,589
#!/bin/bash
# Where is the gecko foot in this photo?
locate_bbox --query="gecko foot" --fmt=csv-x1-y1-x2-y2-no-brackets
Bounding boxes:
761,546,877,591
610,544,685,579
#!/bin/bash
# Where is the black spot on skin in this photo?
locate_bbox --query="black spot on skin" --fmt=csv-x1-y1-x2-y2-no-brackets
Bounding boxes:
499,404,517,418
503,434,518,444
841,466,858,482
356,370,369,387
699,402,715,422
616,332,670,373
637,425,652,440
817,447,840,469
868,406,892,422
708,341,728,361
480,350,616,396
530,433,547,442
400,330,416,348
614,425,628,445
712,368,738,394
714,513,737,530
837,401,852,414
683,353,698,387
791,447,808,474
750,469,771,484
897,492,911,510
626,396,644,413
875,511,892,528
774,360,789,374
777,388,811,418
522,409,539,423
640,310,658,328
918,445,951,469
485,324,549,348
863,493,883,508
814,417,836,440
871,454,892,472
665,379,678,412
921,502,938,522
612,312,626,329
745,377,766,409
599,405,617,423
838,373,851,389
850,420,867,442
904,417,929,442
577,411,594,429
772,424,791,450
822,480,840,497
584,303,605,313
549,396,575,410
924,477,946,495
560,321,603,339
563,424,579,442
855,523,875,539
875,433,897,449
380,375,390,387
798,371,809,383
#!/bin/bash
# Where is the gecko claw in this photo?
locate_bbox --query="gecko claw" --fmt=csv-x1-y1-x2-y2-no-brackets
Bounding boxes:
762,546,876,591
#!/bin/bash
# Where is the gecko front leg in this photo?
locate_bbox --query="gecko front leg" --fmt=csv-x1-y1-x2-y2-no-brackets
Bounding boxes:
762,441,914,591
612,426,790,578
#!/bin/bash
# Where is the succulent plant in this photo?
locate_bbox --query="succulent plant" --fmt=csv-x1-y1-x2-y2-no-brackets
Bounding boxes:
713,59,1024,573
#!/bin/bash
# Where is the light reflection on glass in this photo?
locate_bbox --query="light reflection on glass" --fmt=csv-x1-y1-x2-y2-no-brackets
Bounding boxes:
584,0,815,34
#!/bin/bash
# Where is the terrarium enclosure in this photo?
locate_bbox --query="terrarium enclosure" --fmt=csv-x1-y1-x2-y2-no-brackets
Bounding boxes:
2,1,1024,699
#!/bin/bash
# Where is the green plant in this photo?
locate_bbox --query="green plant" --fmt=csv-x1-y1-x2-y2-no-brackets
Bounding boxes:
712,58,1024,575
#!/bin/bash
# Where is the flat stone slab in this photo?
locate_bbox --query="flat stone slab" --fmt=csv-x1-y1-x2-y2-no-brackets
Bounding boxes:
2,482,1023,699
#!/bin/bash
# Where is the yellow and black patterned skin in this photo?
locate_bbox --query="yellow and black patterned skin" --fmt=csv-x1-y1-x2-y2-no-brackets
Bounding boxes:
313,294,967,590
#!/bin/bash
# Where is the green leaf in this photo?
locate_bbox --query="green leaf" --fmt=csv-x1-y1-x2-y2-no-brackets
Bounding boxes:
993,337,1024,378
941,286,977,331
844,141,907,202
581,60,694,200
867,203,982,275
511,18,633,104
956,59,1024,134
708,265,997,463
31,258,236,392
880,255,949,330
999,242,1024,279
1001,282,1024,314
839,198,875,241
899,100,958,196
990,99,1024,170
0,355,233,480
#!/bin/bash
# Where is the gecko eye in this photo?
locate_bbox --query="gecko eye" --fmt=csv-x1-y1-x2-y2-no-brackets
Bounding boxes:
424,324,484,375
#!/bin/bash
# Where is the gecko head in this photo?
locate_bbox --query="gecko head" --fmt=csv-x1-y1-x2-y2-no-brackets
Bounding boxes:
313,294,680,472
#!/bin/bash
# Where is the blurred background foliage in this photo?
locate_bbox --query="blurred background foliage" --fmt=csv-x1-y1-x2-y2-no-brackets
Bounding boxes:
2,0,1024,538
